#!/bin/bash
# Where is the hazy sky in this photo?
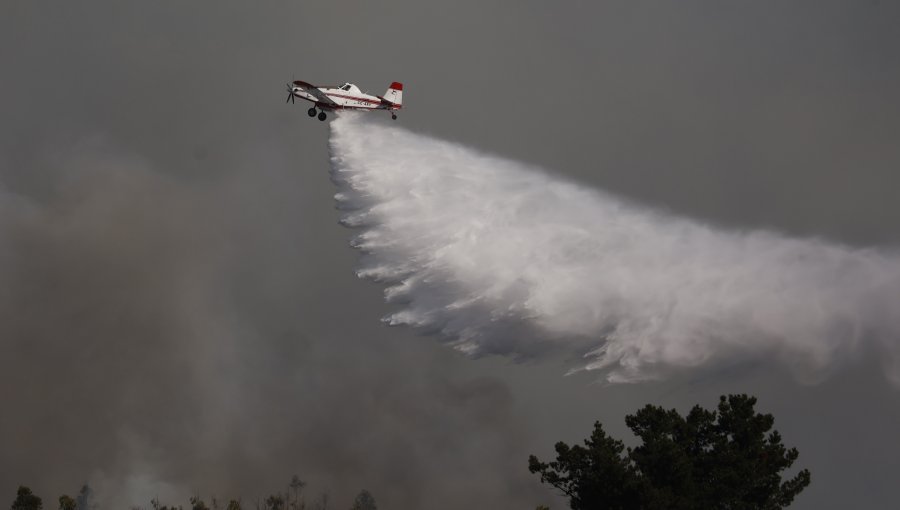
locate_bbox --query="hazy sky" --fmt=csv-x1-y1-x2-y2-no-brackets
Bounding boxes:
1,1,899,509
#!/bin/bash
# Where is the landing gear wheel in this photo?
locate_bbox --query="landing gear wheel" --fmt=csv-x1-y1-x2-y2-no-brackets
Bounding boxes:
391,113,397,120
307,107,317,117
317,111,327,121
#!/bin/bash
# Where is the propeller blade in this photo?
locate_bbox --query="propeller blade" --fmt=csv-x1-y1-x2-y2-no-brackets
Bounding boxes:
286,91,292,103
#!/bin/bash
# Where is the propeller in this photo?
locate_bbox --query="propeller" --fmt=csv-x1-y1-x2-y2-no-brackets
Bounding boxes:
286,83,295,104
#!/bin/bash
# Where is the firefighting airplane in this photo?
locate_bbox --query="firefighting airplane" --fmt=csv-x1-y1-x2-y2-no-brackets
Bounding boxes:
286,80,403,121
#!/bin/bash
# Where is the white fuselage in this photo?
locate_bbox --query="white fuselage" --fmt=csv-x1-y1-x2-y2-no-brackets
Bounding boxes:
292,83,395,111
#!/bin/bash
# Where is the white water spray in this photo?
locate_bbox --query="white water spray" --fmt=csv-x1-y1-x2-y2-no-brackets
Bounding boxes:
328,113,900,384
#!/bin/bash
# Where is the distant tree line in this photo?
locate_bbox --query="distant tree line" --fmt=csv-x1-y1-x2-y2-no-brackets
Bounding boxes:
11,484,95,510
10,394,810,510
9,477,375,510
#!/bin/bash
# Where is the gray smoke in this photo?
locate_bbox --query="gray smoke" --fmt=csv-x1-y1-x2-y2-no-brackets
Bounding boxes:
0,136,543,509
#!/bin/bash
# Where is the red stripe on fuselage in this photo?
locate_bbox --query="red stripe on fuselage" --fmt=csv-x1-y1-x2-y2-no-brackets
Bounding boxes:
318,92,400,110
324,92,384,105
314,102,399,111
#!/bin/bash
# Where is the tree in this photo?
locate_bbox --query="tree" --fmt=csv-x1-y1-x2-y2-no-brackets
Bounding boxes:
288,476,306,510
189,497,209,510
264,495,284,510
348,490,376,510
58,496,76,510
529,394,811,510
74,486,93,510
11,487,42,510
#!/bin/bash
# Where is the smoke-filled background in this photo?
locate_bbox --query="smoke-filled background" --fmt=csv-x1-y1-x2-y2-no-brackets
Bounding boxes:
2,1,900,509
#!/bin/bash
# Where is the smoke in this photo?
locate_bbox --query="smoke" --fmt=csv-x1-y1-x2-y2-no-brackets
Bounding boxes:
0,133,544,510
329,113,900,384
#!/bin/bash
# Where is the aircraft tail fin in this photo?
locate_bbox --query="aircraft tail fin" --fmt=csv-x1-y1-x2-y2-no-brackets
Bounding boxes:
383,82,403,107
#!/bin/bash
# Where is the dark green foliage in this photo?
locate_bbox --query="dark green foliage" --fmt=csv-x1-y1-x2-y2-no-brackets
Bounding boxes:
529,422,641,510
264,495,283,510
190,497,209,510
289,476,305,495
11,486,42,510
149,498,182,510
57,496,75,510
529,394,811,510
288,475,306,510
348,490,376,510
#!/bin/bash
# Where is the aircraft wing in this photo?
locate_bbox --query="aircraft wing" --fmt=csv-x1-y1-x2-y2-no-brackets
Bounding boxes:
293,81,337,106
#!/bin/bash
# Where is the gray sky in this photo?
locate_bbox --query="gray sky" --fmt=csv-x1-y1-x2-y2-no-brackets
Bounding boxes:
1,1,899,508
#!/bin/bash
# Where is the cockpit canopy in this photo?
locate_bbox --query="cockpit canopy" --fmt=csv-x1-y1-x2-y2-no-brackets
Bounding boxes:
340,83,357,91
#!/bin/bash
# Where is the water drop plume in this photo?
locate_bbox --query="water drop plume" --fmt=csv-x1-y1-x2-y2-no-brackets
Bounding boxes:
328,113,900,384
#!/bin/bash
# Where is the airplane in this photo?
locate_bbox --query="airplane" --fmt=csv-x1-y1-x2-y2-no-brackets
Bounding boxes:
286,80,403,121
